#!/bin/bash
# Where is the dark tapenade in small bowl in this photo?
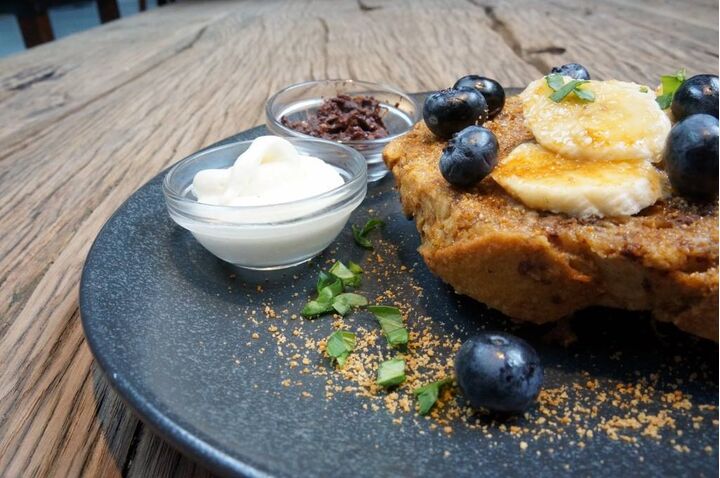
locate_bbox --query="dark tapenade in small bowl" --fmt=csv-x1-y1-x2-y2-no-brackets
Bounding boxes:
266,79,419,182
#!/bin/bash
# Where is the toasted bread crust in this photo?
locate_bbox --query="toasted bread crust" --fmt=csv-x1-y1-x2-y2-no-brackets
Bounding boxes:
383,97,719,341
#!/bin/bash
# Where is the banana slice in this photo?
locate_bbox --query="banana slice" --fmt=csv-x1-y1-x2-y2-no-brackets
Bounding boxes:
492,143,669,218
521,78,671,163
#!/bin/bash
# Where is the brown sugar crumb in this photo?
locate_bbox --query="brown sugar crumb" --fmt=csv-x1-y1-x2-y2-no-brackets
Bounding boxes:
246,238,715,457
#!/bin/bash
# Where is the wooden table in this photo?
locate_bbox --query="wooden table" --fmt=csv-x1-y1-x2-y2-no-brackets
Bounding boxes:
0,0,717,475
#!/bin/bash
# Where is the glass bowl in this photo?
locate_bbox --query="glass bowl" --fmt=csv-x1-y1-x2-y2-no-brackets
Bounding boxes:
163,137,367,270
265,79,419,182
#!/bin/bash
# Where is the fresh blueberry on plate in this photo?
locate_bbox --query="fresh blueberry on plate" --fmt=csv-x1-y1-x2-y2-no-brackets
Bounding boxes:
663,113,719,199
671,74,719,121
453,75,506,118
423,88,488,139
550,63,591,80
455,332,543,413
439,125,498,187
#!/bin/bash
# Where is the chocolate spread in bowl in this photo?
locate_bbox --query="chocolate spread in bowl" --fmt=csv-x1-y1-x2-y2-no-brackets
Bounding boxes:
281,95,390,141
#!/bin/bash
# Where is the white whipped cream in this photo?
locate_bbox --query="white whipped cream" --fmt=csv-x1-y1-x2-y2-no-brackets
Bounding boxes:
175,136,364,269
193,136,344,206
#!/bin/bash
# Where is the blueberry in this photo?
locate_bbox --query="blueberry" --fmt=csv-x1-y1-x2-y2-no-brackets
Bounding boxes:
453,75,506,119
550,63,591,80
455,332,543,413
663,114,719,199
671,74,719,121
439,126,498,187
423,88,489,139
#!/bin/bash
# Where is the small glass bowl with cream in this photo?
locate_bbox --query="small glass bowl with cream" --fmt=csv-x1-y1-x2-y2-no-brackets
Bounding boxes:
163,136,367,270
265,79,419,182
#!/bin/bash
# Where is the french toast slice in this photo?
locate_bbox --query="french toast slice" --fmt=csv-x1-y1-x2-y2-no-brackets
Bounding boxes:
383,97,719,341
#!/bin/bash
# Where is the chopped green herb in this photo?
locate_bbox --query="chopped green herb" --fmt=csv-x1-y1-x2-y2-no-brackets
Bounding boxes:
368,305,408,347
316,271,335,293
317,280,343,303
376,358,406,387
302,300,334,317
573,87,595,102
413,378,453,415
639,86,649,93
549,79,594,103
329,261,361,287
352,219,385,249
326,330,356,368
332,293,368,316
656,93,673,109
545,73,565,91
303,264,368,318
656,68,686,109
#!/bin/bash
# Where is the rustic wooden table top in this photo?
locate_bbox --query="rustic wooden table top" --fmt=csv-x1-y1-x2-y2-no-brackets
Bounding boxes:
0,0,717,476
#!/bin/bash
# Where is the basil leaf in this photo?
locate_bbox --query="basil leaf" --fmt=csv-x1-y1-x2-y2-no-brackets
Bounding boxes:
413,378,453,415
302,300,334,318
545,73,564,91
352,225,373,249
573,87,595,102
303,278,343,318
376,358,406,387
330,261,361,287
332,293,368,316
335,293,368,307
352,219,385,250
368,305,408,347
361,219,385,236
326,330,356,368
316,271,335,293
318,281,343,303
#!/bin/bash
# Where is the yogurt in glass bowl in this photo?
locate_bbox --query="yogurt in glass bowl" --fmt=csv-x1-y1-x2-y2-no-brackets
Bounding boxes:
163,136,367,270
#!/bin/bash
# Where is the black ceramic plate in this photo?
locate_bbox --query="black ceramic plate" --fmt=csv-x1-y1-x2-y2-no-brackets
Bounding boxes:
81,93,718,478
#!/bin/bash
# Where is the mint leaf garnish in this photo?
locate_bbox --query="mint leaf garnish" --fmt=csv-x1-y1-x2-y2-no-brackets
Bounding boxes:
368,305,408,347
316,271,335,293
573,87,595,102
656,68,686,109
377,358,406,387
326,330,356,368
352,219,385,249
332,293,368,316
302,300,334,317
545,73,564,91
413,378,453,415
549,79,594,103
329,261,361,287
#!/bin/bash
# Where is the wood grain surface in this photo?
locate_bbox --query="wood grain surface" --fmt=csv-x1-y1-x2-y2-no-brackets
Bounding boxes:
0,0,717,476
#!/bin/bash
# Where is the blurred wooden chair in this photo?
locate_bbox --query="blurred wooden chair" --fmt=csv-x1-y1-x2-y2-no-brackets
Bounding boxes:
1,0,162,48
